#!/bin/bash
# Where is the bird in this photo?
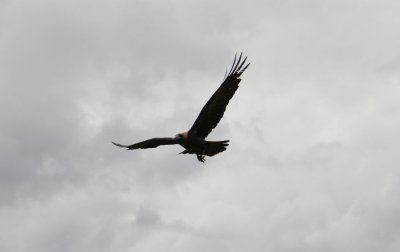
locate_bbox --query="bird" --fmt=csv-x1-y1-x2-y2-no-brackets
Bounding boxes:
112,53,250,162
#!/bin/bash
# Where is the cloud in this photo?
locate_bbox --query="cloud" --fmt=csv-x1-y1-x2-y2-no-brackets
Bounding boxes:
1,0,400,251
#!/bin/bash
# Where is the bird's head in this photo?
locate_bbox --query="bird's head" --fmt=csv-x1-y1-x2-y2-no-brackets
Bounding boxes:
174,132,186,142
174,133,183,139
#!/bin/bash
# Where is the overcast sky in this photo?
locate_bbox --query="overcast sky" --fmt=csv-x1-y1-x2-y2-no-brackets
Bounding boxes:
1,0,400,251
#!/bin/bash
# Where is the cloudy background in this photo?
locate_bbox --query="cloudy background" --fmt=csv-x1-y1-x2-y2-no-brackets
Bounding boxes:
1,0,400,251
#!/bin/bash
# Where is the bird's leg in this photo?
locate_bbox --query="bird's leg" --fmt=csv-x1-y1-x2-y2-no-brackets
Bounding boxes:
196,147,207,163
196,154,205,163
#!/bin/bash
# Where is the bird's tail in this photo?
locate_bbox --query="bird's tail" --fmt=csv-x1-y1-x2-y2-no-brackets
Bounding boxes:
205,140,229,156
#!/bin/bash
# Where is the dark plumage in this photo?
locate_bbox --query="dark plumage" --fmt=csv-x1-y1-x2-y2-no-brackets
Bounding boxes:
113,53,250,162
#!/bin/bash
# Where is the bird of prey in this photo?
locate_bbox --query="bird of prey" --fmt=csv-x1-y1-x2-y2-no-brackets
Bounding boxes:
112,53,250,162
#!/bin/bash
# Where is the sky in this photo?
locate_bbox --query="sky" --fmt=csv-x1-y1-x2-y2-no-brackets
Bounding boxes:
1,0,400,251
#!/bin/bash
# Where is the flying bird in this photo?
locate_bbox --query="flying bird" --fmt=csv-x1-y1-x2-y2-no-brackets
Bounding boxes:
113,53,250,162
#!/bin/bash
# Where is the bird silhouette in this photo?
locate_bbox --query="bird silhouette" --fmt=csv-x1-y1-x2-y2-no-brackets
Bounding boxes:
113,53,250,162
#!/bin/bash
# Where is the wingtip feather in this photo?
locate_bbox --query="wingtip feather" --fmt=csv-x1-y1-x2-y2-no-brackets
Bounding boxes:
112,142,127,148
226,53,250,77
237,62,250,77
232,52,243,74
228,53,237,76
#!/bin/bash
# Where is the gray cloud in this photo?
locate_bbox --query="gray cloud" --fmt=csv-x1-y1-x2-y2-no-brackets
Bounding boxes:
1,0,400,251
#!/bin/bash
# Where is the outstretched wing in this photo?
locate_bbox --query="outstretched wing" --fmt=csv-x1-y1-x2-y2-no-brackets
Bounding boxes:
189,53,250,139
112,137,177,150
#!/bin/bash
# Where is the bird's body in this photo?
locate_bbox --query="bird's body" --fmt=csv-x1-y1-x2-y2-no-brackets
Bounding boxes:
113,53,250,162
176,131,204,153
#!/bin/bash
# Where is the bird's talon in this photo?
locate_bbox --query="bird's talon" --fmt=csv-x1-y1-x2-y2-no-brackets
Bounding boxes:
197,154,206,163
